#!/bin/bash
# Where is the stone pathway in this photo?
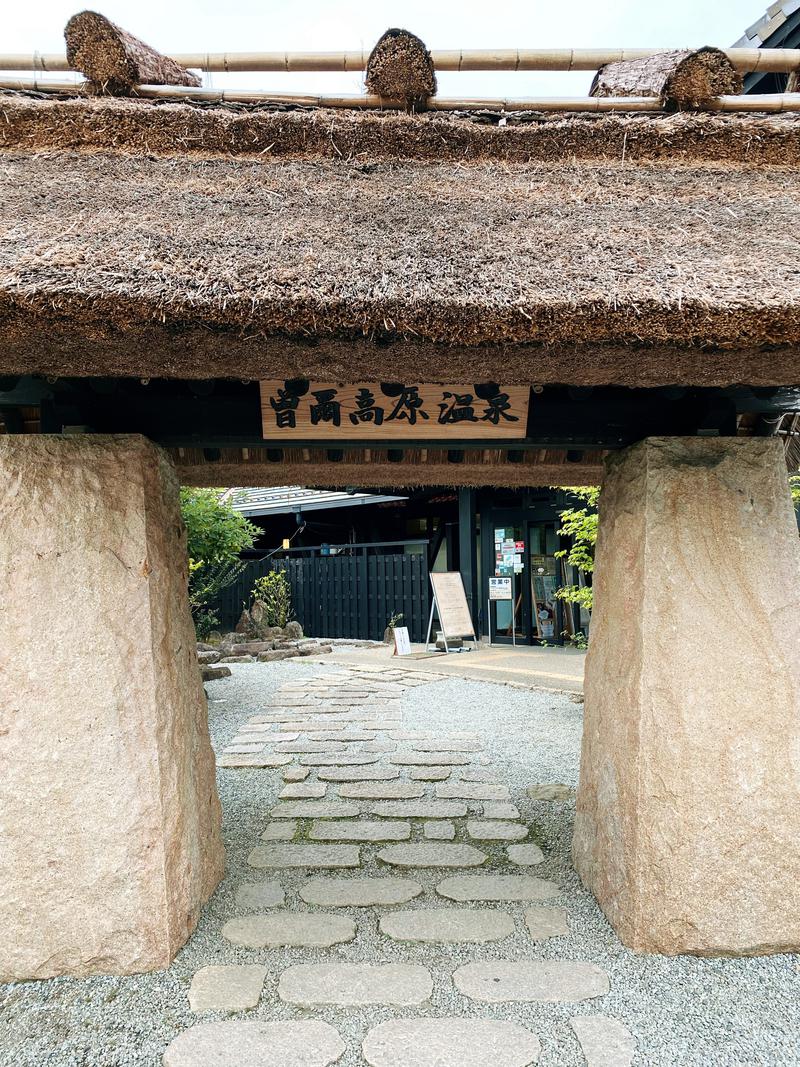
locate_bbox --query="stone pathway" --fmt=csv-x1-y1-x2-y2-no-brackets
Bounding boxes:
163,664,634,1065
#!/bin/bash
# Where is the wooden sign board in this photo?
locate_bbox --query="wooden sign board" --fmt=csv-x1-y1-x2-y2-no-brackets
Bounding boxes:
429,572,476,640
260,381,529,440
393,626,412,656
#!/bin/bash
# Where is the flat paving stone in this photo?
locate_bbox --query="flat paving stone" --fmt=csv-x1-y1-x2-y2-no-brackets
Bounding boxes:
270,802,360,819
454,961,609,1003
525,906,570,940
163,1020,346,1067
299,876,423,906
569,1015,635,1066
467,820,528,841
436,782,511,801
232,734,273,745
188,965,267,1012
362,741,397,752
275,741,348,753
320,766,401,782
283,766,311,782
412,740,483,752
424,820,455,840
436,875,560,902
218,753,293,768
279,782,328,800
301,754,381,766
310,820,411,842
235,881,285,910
279,963,433,1007
222,913,356,948
483,802,520,819
362,1018,541,1067
309,732,376,742
458,768,500,782
224,742,266,753
248,844,360,869
410,767,451,781
508,844,545,866
262,820,297,841
338,781,425,800
368,801,468,819
380,908,514,943
377,844,487,868
392,753,471,766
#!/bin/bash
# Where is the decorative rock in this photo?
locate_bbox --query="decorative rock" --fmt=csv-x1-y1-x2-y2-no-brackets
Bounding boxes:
279,963,433,1006
222,913,356,948
392,753,470,766
569,1015,636,1066
202,664,232,681
412,740,482,752
467,820,528,842
528,783,574,801
301,754,380,766
436,782,510,801
163,1020,346,1067
221,654,255,664
368,801,467,819
320,766,400,782
311,820,411,842
377,844,487,868
436,875,560,902
338,782,425,800
299,877,423,907
218,753,293,768
283,766,310,782
262,821,297,841
270,802,359,819
453,961,610,1003
280,782,328,800
424,821,455,841
362,1018,541,1067
483,802,520,819
248,845,360,869
380,908,514,943
197,650,221,665
507,844,545,865
188,964,267,1012
235,881,285,910
410,767,451,781
525,906,570,940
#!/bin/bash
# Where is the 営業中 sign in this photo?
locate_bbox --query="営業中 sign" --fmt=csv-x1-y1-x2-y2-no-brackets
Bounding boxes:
260,381,529,440
489,577,513,601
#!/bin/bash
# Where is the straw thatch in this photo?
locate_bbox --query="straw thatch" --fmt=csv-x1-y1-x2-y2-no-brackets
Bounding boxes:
365,29,436,110
1,141,800,388
592,47,742,110
65,11,200,95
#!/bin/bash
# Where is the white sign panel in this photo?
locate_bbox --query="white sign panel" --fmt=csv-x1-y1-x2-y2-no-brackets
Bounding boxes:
393,626,412,656
489,577,513,601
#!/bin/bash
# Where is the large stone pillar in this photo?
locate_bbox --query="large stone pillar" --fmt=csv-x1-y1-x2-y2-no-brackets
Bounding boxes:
573,437,800,956
0,435,224,979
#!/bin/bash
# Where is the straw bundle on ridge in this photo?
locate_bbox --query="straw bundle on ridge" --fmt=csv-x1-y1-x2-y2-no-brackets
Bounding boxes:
65,11,200,95
365,28,437,110
592,47,741,110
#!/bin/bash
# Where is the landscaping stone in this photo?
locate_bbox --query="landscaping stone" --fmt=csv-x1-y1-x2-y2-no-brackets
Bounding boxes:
508,844,545,866
197,650,221,665
525,906,570,940
261,821,297,841
458,768,499,782
218,753,293,768
569,1015,636,1066
361,1018,541,1067
467,820,528,841
224,742,265,753
368,801,468,819
301,754,381,766
202,664,232,681
279,782,328,800
436,782,511,801
528,783,574,801
412,740,483,752
275,741,348,753
424,821,455,841
283,766,310,782
436,875,560,902
410,767,451,781
248,845,360,869
380,908,514,943
453,961,610,1003
310,820,411,842
483,802,521,819
235,881,285,910
299,877,423,907
221,654,255,663
270,802,360,819
163,1020,346,1067
377,844,487,868
392,753,471,766
309,732,376,742
279,963,433,1006
222,914,356,948
188,964,267,1012
337,782,425,800
319,766,400,782
362,741,397,752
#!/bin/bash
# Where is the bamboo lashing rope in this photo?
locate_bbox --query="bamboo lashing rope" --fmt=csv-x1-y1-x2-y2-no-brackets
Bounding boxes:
2,46,800,74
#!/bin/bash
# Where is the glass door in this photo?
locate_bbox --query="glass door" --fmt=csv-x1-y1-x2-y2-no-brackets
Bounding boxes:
489,523,526,642
528,521,559,643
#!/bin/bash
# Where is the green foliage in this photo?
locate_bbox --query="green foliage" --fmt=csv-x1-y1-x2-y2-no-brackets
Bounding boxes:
791,474,800,510
553,486,600,612
386,611,405,629
252,571,294,628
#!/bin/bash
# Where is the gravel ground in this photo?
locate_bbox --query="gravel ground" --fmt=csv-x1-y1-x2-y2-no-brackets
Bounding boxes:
2,660,799,1067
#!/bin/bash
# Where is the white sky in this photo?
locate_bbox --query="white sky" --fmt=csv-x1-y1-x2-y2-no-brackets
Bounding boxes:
7,1,763,96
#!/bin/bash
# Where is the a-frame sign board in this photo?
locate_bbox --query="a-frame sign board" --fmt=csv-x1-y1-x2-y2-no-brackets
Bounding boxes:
425,571,477,653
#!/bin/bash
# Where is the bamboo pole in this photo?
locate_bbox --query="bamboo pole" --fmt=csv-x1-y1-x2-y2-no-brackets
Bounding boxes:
2,46,800,75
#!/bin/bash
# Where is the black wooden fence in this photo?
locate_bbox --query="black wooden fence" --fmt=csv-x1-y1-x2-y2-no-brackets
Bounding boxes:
211,540,430,642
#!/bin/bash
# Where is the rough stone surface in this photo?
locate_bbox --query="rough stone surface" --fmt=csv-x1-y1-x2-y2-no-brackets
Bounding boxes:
436,782,511,801
574,437,800,955
218,753,293,768
380,908,514,943
283,766,311,782
301,754,381,766
508,844,545,866
410,767,451,781
299,877,423,907
392,753,471,766
188,964,267,1012
235,881,285,910
361,1018,541,1067
279,962,433,1006
222,913,356,948
279,782,328,799
338,782,425,799
525,906,570,939
483,802,521,819
0,435,224,980
436,875,560,902
377,844,487,868
467,820,528,841
248,844,360,869
202,664,232,681
270,802,360,819
570,1015,636,1066
528,783,574,801
310,819,411,841
319,766,400,782
368,801,468,819
424,820,455,840
163,1020,346,1066
261,821,297,841
454,960,610,1002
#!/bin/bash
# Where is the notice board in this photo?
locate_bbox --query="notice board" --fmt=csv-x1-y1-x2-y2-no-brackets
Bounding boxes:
430,572,476,640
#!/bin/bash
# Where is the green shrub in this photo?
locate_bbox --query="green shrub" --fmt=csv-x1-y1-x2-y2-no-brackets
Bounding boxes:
252,571,294,628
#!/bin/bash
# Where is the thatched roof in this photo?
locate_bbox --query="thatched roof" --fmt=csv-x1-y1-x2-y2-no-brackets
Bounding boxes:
2,93,800,387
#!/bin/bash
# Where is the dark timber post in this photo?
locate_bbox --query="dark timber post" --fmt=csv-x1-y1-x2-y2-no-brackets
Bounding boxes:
458,488,479,636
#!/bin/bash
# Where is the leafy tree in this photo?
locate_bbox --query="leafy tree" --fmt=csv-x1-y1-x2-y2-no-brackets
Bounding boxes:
553,486,599,613
791,473,800,511
252,571,294,627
